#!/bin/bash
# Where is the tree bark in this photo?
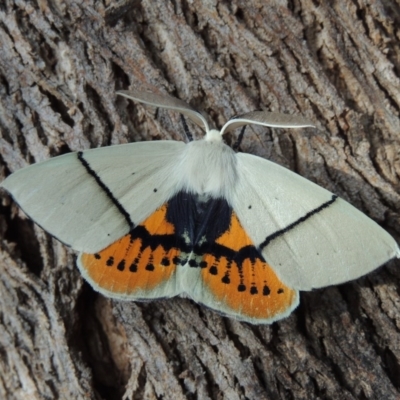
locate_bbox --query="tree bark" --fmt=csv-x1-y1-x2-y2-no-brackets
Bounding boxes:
1,0,400,399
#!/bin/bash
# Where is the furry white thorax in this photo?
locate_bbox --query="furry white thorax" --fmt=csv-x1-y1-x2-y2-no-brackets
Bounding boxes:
178,129,237,198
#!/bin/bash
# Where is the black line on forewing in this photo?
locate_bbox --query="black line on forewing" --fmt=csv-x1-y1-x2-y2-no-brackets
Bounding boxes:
259,195,338,250
77,151,135,231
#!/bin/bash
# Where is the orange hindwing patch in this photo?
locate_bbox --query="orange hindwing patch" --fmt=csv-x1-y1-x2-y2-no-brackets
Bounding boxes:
199,212,298,320
79,205,182,297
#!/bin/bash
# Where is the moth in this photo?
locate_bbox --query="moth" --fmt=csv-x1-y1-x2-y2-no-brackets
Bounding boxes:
1,89,399,324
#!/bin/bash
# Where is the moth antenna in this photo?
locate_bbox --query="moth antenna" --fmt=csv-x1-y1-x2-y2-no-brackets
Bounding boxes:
117,90,210,133
180,115,193,142
220,111,315,136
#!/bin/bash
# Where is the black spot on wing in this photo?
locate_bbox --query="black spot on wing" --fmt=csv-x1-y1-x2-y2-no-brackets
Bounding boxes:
129,263,137,272
263,285,271,296
117,260,125,271
209,266,218,275
161,257,170,266
106,256,114,266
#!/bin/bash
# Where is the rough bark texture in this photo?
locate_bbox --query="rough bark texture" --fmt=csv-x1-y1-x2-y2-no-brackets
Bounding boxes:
1,0,400,399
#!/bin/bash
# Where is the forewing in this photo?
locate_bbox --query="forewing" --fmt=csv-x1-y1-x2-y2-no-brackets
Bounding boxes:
230,153,400,290
1,141,186,253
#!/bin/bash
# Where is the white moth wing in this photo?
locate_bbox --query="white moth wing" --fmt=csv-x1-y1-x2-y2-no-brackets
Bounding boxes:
230,153,400,290
1,141,186,253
